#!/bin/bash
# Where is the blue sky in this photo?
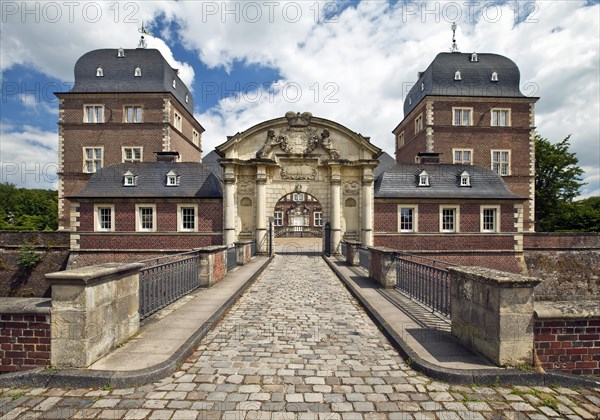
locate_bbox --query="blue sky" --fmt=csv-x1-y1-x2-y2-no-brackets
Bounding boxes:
1,1,599,199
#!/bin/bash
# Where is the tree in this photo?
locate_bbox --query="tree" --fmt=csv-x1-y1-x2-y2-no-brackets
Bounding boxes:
0,183,58,231
535,134,586,231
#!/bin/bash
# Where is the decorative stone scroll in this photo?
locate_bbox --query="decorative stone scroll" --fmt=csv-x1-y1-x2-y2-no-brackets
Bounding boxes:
256,111,340,158
280,162,318,180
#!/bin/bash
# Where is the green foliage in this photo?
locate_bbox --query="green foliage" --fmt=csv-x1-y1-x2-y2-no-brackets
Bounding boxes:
546,197,600,232
0,183,58,231
17,242,42,269
535,135,587,231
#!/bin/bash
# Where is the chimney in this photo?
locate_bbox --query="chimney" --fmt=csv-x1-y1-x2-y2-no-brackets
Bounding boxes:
417,151,441,164
155,151,180,162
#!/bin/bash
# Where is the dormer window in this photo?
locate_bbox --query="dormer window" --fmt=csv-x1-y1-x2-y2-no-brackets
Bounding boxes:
491,72,498,82
123,170,136,187
418,170,430,187
470,53,478,62
117,48,125,58
421,82,425,92
408,97,412,105
166,170,179,186
185,94,189,103
96,67,103,77
460,170,471,187
454,71,462,81
134,67,142,77
172,79,177,89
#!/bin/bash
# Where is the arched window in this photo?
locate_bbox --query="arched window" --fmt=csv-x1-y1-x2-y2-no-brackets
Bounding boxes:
418,170,430,187
96,67,103,77
117,48,125,58
172,79,177,88
454,71,462,81
460,170,471,187
470,52,478,62
491,72,498,82
134,67,142,77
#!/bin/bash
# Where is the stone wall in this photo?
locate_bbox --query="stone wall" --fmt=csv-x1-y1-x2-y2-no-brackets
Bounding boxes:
534,301,600,375
0,298,51,373
524,233,600,250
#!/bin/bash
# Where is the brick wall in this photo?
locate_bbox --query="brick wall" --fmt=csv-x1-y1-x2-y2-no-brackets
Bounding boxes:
534,318,600,375
78,234,222,250
0,231,70,249
0,313,51,373
213,251,225,283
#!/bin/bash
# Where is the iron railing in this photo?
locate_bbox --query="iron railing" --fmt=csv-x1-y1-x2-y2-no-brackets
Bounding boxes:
341,243,347,258
250,241,256,257
139,251,200,320
359,247,369,271
395,256,451,318
227,246,237,270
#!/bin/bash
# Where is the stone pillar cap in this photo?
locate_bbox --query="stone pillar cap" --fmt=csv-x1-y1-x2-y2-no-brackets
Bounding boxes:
45,263,144,285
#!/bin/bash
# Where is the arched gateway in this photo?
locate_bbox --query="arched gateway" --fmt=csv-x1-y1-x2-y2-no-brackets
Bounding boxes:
216,111,381,253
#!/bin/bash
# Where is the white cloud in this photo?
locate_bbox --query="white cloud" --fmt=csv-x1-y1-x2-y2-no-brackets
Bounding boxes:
0,125,58,189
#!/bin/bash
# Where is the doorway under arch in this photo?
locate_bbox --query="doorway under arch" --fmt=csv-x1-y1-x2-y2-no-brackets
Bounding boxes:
273,192,323,238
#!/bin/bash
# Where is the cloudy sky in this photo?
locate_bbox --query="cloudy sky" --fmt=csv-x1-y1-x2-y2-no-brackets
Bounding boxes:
1,0,598,198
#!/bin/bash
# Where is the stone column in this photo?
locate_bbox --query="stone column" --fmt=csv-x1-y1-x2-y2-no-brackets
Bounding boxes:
345,240,362,266
45,263,143,368
361,167,374,247
223,166,236,246
197,245,229,287
448,266,541,367
255,165,267,254
369,247,397,288
330,164,341,254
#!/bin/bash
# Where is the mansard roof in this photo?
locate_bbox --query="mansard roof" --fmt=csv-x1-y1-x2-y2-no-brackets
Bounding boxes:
70,48,194,114
404,52,532,117
71,162,222,199
374,164,524,200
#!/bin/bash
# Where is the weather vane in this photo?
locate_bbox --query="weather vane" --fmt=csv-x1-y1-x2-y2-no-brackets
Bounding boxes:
450,22,459,52
138,22,151,49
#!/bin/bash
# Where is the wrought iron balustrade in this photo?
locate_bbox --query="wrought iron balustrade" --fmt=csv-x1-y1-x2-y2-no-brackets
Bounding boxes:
139,251,200,320
227,246,237,270
359,247,370,271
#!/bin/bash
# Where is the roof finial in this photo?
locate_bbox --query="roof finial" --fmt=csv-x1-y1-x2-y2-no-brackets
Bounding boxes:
138,22,150,49
450,22,459,53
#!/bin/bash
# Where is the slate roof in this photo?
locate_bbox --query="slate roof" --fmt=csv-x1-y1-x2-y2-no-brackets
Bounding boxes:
70,48,194,114
374,164,524,200
374,151,396,179
404,52,529,117
71,162,222,199
202,150,223,177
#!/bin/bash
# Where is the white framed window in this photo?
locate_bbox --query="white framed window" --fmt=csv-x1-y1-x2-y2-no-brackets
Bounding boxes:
185,94,189,103
172,78,177,89
83,147,103,173
398,205,418,232
84,105,104,123
192,129,200,147
292,193,305,202
173,111,183,131
397,131,405,148
421,82,425,92
491,72,498,82
418,170,430,187
134,67,142,77
460,170,471,187
453,107,473,126
440,206,459,233
454,71,462,80
491,150,511,176
96,67,103,77
117,48,125,57
94,204,114,232
314,211,323,227
135,204,156,232
123,170,136,186
274,211,283,227
414,114,423,134
122,147,142,163
470,53,478,62
166,170,179,186
178,204,197,232
124,106,142,123
481,206,500,232
453,149,473,164
491,108,511,127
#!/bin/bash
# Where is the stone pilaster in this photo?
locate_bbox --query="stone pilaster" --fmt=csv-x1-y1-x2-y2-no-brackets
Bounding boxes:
361,167,374,247
223,165,236,246
255,165,267,253
330,164,341,254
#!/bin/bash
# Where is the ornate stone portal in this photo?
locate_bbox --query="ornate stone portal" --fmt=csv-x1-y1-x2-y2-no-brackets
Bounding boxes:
216,111,381,253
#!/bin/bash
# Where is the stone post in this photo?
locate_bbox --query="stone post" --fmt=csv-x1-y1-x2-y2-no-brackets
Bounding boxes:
45,263,144,368
448,266,541,367
345,240,362,266
197,245,228,287
235,241,252,265
361,168,374,247
369,247,397,288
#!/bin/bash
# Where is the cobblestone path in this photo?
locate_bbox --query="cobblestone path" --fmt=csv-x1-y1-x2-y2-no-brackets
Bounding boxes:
2,254,600,419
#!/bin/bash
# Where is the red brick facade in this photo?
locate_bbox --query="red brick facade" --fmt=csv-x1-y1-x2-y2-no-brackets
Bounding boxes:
393,96,536,231
0,314,51,373
524,233,600,250
57,92,204,230
534,318,600,375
